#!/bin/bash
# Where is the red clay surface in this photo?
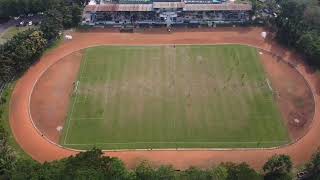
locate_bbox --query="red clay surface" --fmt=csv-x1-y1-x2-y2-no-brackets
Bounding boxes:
30,51,83,143
260,52,314,140
9,27,320,169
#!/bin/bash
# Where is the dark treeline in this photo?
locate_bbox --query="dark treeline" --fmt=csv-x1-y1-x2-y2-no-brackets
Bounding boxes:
0,0,88,19
273,0,320,67
1,147,320,179
0,0,84,83
0,29,47,82
0,4,85,178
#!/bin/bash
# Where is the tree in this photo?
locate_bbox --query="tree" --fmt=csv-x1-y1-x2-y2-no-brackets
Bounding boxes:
40,8,63,40
222,162,262,180
8,149,131,179
182,166,219,180
72,0,90,6
0,127,16,179
209,165,228,180
302,150,320,179
0,29,47,82
135,161,156,180
0,0,56,19
71,4,83,27
263,155,292,180
11,30,47,72
297,31,320,65
61,6,74,29
303,5,320,29
10,159,41,180
272,0,320,70
153,165,176,180
61,148,129,179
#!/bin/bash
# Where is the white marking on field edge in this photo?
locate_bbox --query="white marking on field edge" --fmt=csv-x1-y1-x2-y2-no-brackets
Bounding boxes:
56,126,63,132
74,81,79,93
266,79,273,92
261,31,267,39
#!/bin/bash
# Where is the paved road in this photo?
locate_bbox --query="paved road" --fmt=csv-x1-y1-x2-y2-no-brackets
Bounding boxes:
0,20,16,34
0,16,42,34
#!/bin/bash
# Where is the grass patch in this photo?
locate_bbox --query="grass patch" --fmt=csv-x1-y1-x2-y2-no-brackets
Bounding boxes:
0,26,36,44
0,30,63,160
0,83,32,160
61,45,289,150
44,37,64,54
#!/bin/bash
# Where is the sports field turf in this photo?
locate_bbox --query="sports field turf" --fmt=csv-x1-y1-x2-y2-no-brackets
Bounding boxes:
61,45,289,150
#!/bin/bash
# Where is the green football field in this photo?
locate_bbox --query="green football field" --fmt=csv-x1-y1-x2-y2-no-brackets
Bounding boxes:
61,45,289,150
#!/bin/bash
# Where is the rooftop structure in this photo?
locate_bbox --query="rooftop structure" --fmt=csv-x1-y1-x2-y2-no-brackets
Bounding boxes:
85,2,251,12
83,0,252,26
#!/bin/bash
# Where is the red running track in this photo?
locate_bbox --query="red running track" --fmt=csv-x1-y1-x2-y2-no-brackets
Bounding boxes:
9,27,320,169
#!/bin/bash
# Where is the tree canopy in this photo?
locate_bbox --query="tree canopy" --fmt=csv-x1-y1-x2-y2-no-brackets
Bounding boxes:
263,155,292,180
0,29,47,82
274,0,320,67
0,0,88,19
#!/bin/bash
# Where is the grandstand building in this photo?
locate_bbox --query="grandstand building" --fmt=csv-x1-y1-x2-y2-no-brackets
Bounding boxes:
83,0,252,27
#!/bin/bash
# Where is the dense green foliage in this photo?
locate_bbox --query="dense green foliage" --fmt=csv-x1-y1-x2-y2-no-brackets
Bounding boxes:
39,9,64,40
7,149,129,179
0,0,88,19
39,0,83,40
263,155,292,180
274,0,320,67
1,148,264,180
0,2,84,177
0,29,47,82
11,147,320,180
0,0,84,41
302,150,320,179
0,0,85,82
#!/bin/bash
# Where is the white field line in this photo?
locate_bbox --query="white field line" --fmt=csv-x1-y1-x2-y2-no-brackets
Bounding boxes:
266,78,273,92
63,91,79,144
63,52,89,145
74,81,79,93
65,140,289,146
71,117,105,120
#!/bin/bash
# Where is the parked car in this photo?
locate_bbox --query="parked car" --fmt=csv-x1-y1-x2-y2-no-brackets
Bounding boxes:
19,21,26,26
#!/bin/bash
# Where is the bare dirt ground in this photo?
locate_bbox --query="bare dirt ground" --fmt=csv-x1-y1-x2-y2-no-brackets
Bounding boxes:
30,51,83,143
9,27,320,169
260,52,314,140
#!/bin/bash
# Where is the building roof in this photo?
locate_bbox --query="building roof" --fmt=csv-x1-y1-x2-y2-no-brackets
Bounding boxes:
184,0,222,4
184,3,252,11
85,4,153,11
153,2,185,8
84,2,252,12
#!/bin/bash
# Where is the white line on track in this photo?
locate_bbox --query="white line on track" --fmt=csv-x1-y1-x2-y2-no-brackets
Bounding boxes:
63,90,79,144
